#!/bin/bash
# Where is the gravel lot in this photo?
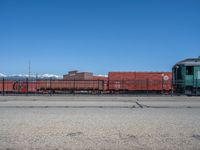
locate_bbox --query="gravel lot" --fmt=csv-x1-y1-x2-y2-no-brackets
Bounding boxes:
0,96,200,150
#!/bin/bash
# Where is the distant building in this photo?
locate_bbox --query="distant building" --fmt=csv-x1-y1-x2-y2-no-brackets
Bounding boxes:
63,70,93,80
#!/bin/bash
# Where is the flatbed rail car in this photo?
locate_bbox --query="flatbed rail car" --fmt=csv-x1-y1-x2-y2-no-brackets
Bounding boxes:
36,80,105,92
1,80,105,93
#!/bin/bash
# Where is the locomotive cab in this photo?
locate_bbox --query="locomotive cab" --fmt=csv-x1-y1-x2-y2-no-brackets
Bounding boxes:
173,57,200,95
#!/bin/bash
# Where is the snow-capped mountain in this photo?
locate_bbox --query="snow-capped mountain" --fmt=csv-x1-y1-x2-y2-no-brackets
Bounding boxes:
38,74,62,79
0,73,107,79
0,73,6,77
95,74,108,77
0,73,62,80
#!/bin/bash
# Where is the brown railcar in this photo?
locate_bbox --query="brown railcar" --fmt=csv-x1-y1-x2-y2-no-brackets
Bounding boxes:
108,72,172,92
36,80,104,91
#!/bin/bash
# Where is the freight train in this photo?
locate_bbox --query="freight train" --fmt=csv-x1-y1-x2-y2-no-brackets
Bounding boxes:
0,72,172,94
0,57,199,95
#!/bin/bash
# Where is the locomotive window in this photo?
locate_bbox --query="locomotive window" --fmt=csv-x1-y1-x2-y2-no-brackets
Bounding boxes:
198,71,200,79
176,66,182,80
186,66,194,75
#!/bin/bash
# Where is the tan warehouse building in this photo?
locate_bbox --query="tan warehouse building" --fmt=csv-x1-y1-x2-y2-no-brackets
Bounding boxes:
63,70,93,80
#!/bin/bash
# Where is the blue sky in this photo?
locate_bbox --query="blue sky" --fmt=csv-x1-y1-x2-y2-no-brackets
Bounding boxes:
0,0,200,75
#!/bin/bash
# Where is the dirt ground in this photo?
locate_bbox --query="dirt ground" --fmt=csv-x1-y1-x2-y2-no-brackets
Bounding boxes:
0,96,200,150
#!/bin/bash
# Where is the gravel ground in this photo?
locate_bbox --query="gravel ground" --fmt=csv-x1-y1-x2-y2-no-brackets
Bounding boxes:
0,96,200,150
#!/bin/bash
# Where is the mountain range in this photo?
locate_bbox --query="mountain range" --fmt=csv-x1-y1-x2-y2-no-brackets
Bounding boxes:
0,73,107,80
0,73,62,80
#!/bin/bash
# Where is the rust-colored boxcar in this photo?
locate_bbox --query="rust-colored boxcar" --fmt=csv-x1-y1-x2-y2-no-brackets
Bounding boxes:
108,72,172,92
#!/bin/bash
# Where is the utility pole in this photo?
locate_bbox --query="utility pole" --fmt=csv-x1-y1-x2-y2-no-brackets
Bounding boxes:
27,60,31,95
28,60,31,79
36,73,38,94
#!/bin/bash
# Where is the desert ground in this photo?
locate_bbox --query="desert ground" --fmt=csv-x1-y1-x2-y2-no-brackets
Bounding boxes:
0,96,200,150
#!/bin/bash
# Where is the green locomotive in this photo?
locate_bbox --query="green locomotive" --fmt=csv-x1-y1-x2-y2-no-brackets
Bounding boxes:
172,56,200,95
